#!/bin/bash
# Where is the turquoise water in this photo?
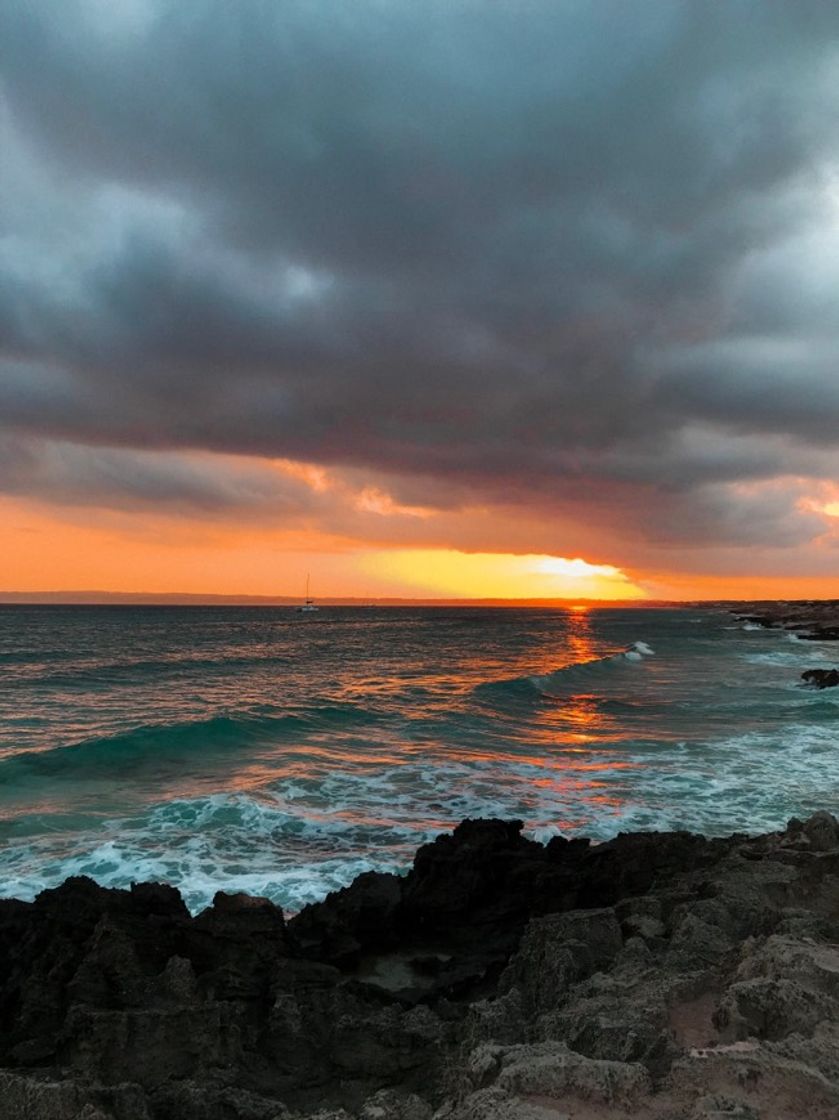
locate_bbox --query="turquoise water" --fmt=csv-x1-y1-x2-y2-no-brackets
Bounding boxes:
1,605,837,912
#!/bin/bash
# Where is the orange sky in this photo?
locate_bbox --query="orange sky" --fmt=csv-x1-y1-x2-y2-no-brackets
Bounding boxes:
5,5,839,608
4,486,839,602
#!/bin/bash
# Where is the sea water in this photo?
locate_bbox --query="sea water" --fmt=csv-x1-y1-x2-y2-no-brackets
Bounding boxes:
1,605,837,912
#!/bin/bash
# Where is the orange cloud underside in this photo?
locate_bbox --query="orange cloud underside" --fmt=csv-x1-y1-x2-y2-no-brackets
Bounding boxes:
2,493,839,602
0,497,641,599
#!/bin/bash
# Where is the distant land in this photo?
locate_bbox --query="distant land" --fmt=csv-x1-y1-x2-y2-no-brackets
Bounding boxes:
0,590,676,607
4,592,837,609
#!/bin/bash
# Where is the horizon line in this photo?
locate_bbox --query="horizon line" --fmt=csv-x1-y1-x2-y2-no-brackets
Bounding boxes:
0,589,823,607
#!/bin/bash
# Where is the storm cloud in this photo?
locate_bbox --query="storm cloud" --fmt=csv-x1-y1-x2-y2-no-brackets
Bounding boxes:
2,0,839,562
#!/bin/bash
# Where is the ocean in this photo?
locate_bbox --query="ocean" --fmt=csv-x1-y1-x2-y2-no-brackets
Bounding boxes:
1,604,837,913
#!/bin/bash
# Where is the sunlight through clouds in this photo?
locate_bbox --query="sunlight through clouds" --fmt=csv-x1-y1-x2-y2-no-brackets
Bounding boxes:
363,550,645,600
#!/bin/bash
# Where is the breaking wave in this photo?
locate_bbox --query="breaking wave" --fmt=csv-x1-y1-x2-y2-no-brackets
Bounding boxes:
529,641,655,697
4,605,839,915
0,704,382,785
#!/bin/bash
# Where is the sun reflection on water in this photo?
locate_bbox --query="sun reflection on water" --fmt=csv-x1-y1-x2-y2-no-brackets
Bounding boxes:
214,607,640,835
0,606,661,904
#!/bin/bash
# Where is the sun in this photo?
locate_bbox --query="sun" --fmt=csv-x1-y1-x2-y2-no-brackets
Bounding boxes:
363,550,645,600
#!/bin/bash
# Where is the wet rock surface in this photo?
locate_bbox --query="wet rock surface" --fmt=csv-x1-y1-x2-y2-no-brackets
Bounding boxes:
730,600,839,641
801,669,839,689
727,600,839,693
3,815,839,1118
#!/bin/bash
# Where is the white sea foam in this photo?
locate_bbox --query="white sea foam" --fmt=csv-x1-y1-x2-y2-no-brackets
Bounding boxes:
530,639,655,694
0,792,423,913
6,710,839,913
742,646,829,668
617,639,655,662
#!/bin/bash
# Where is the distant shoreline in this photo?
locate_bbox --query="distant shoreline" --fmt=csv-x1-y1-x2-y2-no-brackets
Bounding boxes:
3,591,839,609
0,591,833,609
0,591,678,607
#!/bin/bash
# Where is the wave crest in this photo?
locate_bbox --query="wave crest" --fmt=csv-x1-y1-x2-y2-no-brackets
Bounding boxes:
0,704,380,784
529,641,655,697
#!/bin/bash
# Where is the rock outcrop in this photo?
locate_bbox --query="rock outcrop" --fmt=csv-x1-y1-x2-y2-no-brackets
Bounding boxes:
3,815,839,1119
801,669,839,689
731,601,839,641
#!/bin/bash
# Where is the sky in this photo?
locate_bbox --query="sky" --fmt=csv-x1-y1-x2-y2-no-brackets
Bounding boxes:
2,1,839,601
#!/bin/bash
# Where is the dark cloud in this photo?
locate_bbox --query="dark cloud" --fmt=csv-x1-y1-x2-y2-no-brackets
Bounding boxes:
0,435,310,515
2,0,839,558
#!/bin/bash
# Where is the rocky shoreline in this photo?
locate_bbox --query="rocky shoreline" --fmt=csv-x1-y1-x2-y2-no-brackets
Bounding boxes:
727,601,839,690
731,600,839,642
4,815,839,1119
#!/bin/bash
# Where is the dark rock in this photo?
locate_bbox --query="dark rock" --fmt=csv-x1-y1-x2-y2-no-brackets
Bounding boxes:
803,810,839,851
690,1095,760,1120
290,819,737,1006
290,872,403,966
151,1082,293,1120
0,1071,151,1120
3,815,839,1118
714,977,833,1042
801,668,839,688
358,1088,432,1120
729,603,839,649
498,908,623,1013
798,627,839,641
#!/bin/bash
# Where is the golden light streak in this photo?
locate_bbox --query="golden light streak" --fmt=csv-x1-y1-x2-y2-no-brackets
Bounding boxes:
363,549,645,600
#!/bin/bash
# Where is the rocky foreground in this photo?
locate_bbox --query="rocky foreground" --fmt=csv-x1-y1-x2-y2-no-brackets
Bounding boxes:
4,817,839,1119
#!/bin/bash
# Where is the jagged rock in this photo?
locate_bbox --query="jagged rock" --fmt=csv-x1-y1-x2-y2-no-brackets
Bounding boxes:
463,989,524,1046
291,872,403,967
0,1071,150,1120
359,1087,433,1119
735,934,839,997
536,990,673,1068
802,668,839,689
3,815,839,1118
497,907,623,1014
800,627,839,641
151,1082,293,1120
669,1042,839,1118
803,810,839,851
290,819,737,1006
489,1040,651,1102
690,1094,760,1119
714,976,834,1042
296,1112,354,1120
666,911,735,971
434,1087,569,1120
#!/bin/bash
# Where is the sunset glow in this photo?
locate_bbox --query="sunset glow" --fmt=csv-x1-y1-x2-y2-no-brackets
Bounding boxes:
8,12,839,1116
6,489,839,602
2,1,839,602
363,550,645,601
3,495,643,600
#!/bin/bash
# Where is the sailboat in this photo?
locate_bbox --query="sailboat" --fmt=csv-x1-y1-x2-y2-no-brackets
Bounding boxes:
295,574,319,613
